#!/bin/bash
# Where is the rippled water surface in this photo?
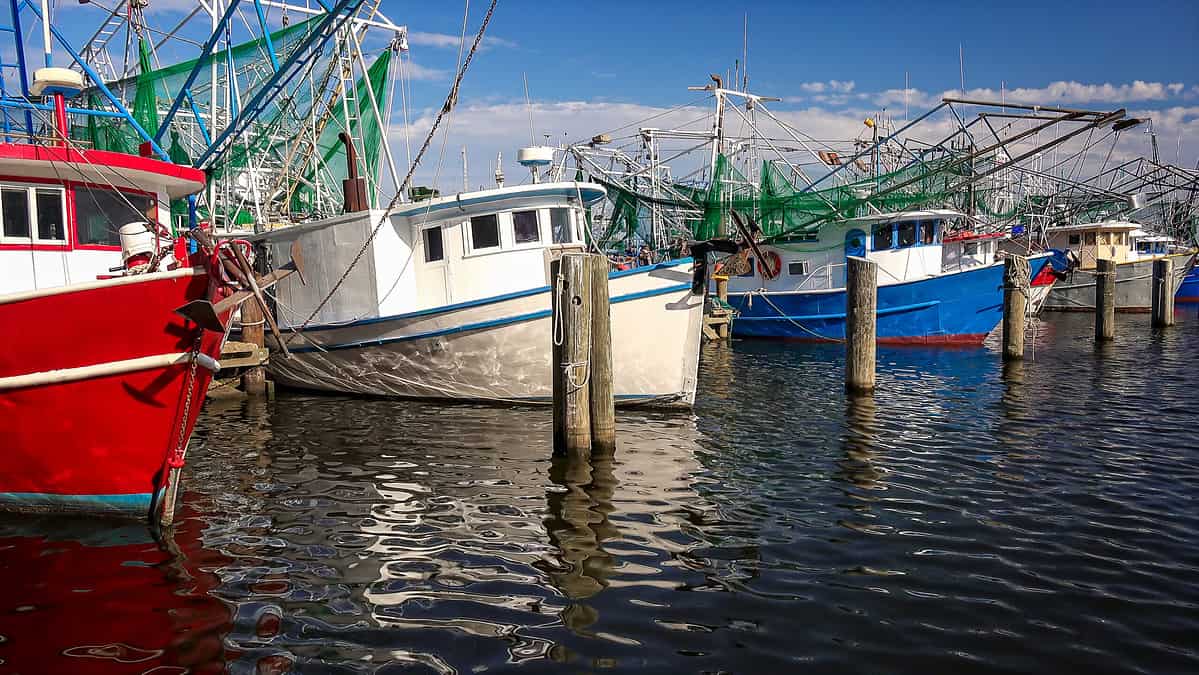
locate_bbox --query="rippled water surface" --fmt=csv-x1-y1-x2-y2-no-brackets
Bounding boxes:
3,310,1199,674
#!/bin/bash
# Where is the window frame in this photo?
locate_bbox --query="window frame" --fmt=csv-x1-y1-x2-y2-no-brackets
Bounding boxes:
919,220,938,246
72,183,157,250
549,207,573,244
872,223,894,251
788,260,810,276
464,213,503,255
421,224,445,264
0,183,67,247
511,209,542,247
896,221,918,248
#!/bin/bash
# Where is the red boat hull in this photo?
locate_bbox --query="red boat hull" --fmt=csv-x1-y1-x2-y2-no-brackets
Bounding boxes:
0,268,226,517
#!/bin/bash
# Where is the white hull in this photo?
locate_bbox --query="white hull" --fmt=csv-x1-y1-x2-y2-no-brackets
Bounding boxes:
268,262,703,407
1030,284,1052,315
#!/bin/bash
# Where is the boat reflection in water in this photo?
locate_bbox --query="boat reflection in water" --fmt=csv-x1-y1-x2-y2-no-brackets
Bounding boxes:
347,401,715,669
0,506,235,674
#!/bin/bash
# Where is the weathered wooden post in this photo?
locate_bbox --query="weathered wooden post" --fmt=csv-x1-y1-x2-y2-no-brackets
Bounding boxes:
715,275,730,339
845,256,877,392
1151,257,1175,327
551,254,592,454
588,255,616,452
239,298,268,395
1002,256,1028,360
1095,258,1116,341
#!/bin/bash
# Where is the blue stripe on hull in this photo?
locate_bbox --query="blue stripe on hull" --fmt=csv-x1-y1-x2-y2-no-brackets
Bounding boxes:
0,491,154,515
291,281,694,354
727,261,1037,342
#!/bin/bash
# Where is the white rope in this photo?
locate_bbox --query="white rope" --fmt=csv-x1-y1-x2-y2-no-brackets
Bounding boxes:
749,288,842,342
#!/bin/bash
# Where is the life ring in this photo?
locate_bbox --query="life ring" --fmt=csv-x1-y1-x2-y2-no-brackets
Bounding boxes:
759,250,782,280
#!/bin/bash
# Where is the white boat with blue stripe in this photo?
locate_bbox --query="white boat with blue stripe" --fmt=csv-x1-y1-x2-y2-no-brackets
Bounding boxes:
253,181,703,406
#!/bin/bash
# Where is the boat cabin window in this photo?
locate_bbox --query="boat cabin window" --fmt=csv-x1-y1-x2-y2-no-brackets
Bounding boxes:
920,220,937,245
0,185,65,244
0,188,29,238
550,207,572,244
1069,234,1081,245
788,260,809,276
469,214,500,251
897,221,917,248
1084,232,1096,246
513,210,540,244
872,223,892,250
963,242,979,256
74,184,153,247
422,225,444,262
35,189,64,241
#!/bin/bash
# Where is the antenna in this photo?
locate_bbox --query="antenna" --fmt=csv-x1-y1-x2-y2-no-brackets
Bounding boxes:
40,0,52,66
461,146,468,192
742,12,748,90
958,43,966,92
904,71,909,123
523,72,536,146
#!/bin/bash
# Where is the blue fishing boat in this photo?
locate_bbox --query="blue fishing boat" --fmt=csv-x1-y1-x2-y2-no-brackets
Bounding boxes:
1176,267,1199,303
721,209,1053,344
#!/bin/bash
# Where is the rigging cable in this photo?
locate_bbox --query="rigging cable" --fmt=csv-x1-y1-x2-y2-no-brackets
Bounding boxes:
283,0,499,347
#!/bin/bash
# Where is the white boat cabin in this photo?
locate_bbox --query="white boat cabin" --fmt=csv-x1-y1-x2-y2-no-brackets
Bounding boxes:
259,181,605,326
726,209,965,292
1128,229,1182,261
942,230,1007,272
0,147,200,294
1044,221,1138,269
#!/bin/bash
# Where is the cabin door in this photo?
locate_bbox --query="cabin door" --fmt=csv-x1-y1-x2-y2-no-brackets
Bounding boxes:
845,229,867,258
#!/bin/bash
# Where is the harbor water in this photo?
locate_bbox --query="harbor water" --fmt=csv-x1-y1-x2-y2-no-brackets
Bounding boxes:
2,310,1197,673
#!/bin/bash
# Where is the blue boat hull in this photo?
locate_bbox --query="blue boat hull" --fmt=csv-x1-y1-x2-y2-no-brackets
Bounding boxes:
0,490,158,516
1177,266,1199,303
727,259,1049,344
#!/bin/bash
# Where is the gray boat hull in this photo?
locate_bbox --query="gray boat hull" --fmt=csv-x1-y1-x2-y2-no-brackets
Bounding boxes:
1044,253,1195,312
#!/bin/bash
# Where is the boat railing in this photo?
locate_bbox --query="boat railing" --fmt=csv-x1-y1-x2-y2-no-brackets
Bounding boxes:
790,261,844,291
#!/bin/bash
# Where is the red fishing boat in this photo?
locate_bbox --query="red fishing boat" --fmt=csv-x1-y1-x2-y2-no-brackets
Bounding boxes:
0,65,245,522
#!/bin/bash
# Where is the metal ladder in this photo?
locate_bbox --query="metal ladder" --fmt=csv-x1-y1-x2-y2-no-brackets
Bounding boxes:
78,1,131,85
334,26,365,181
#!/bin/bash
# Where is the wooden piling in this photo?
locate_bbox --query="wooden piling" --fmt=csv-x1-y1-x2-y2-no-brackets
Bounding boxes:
239,296,268,395
552,254,592,455
1151,257,1175,327
1095,258,1116,341
1002,256,1028,360
588,255,616,453
845,257,877,392
716,275,730,339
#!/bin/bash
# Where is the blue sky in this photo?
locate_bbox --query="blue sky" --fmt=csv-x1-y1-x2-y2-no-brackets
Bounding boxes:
44,0,1199,189
405,0,1198,107
385,0,1199,187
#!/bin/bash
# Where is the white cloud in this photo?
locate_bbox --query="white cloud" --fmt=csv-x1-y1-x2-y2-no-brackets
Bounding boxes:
384,80,1198,194
407,32,517,50
403,61,449,81
388,99,882,193
941,80,1183,105
798,80,856,95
